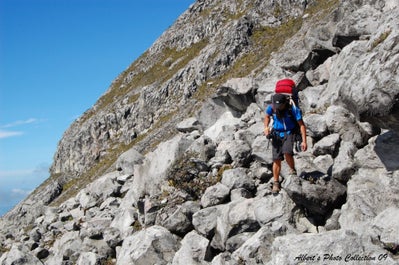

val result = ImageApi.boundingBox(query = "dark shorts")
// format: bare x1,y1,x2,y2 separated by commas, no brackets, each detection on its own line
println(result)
272,133,294,161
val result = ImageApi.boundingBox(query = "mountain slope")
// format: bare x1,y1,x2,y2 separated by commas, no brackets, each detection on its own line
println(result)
1,0,399,264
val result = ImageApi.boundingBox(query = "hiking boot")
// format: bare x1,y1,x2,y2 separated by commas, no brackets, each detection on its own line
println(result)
272,181,281,194
289,169,297,177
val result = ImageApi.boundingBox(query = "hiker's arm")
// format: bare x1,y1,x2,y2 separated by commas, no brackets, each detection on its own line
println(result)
298,120,307,151
264,114,271,136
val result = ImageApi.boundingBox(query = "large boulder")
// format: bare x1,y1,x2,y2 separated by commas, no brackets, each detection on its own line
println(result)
0,244,43,265
283,175,347,220
121,134,193,204
339,168,399,233
172,231,211,265
115,148,144,175
267,230,396,265
117,226,179,265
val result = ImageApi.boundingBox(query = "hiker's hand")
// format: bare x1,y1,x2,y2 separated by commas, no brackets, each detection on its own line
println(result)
264,127,270,136
301,142,307,152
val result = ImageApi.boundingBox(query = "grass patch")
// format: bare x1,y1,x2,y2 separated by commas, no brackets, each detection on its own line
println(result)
193,0,340,101
47,0,342,207
370,29,391,51
166,153,218,200
79,40,208,125
193,17,303,101
49,133,148,207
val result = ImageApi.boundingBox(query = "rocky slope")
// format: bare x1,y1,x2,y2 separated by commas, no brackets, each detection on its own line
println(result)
1,0,399,264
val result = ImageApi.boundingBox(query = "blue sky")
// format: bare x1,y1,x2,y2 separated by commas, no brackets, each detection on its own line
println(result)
0,0,194,216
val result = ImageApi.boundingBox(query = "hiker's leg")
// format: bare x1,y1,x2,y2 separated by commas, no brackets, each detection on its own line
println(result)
272,138,283,193
282,134,295,172
284,153,296,173
273,159,282,182
272,135,283,183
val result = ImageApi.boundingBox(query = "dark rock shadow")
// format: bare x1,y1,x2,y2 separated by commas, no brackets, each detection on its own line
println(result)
374,130,399,171
299,170,329,183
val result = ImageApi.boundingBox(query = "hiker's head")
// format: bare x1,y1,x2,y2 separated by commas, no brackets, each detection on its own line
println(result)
272,94,288,111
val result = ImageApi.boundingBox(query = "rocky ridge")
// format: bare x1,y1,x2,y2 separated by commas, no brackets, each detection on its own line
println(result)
1,0,399,264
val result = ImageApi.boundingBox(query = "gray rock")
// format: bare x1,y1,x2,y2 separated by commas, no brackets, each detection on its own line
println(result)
251,135,273,164
313,154,333,174
51,231,83,264
283,175,346,217
303,113,328,138
29,228,42,243
225,232,254,253
332,141,357,183
221,168,255,192
115,148,144,174
231,222,290,264
355,131,399,171
253,193,297,225
188,136,217,161
110,208,136,237
268,230,396,265
201,183,230,208
81,237,113,260
80,217,112,239
117,226,179,265
325,105,371,147
203,112,241,143
216,78,255,113
305,56,333,86
339,169,399,233
103,227,122,248
370,207,399,250
176,117,201,133
312,133,340,156
172,231,210,265
300,84,331,114
2,1,399,265
324,209,341,231
76,252,104,265
192,205,226,238
0,244,43,265
329,14,399,116
122,134,193,204
157,205,193,236
230,188,252,201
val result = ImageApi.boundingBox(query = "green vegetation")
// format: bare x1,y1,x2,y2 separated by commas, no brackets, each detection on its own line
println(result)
44,0,341,207
306,0,340,19
166,153,220,200
50,133,148,207
80,39,208,124
370,29,391,51
132,220,143,231
0,246,10,254
194,0,340,101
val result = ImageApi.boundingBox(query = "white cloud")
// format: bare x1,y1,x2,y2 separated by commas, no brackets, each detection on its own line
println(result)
1,118,38,128
0,164,49,180
0,169,33,179
0,118,45,139
0,130,23,139
11,188,32,197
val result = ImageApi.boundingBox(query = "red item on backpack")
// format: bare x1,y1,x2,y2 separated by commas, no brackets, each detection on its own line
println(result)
274,78,299,106
275,79,296,94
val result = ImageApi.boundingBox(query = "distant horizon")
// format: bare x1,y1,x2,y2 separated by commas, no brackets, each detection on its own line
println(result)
0,0,195,217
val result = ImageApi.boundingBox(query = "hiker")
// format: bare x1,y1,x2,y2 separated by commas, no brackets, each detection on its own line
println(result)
263,93,307,194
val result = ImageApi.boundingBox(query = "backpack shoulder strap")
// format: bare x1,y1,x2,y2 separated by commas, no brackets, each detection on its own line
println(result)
288,105,299,124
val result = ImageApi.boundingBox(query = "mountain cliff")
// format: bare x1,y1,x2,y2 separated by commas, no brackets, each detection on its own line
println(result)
1,0,399,264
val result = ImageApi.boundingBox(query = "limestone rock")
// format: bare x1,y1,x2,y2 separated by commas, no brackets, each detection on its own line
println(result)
1,1,399,265
117,226,179,265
